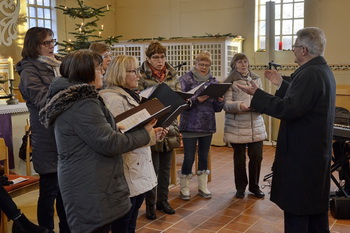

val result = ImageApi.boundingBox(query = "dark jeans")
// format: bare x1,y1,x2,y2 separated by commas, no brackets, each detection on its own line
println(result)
0,184,20,219
111,193,145,233
92,224,111,233
231,141,263,192
146,150,173,205
181,135,212,174
284,211,330,233
38,173,70,233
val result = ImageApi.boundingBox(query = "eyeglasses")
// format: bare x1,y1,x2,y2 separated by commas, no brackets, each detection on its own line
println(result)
41,39,56,47
102,52,112,59
197,63,211,68
292,45,304,51
151,55,166,60
95,64,104,73
126,67,141,75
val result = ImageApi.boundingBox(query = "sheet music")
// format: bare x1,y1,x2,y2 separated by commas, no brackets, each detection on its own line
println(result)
117,109,151,133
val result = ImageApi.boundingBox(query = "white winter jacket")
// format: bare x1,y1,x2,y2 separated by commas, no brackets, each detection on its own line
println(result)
100,86,157,197
223,70,267,144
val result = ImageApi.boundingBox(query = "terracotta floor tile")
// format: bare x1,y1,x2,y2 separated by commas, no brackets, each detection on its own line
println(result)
9,145,350,233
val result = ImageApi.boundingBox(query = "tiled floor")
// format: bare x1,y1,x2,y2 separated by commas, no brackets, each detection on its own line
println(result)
10,145,350,232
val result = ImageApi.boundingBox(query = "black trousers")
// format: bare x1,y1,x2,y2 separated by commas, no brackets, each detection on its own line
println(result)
284,211,330,233
231,141,263,192
145,150,173,205
0,184,21,219
38,173,70,233
111,193,145,233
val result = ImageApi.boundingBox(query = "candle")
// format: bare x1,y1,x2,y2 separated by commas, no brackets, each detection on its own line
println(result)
8,57,14,81
99,31,101,36
107,5,109,10
101,25,104,30
278,41,283,50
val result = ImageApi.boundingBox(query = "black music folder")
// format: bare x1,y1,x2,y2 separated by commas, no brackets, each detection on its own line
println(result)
198,83,231,98
140,83,188,127
114,99,171,133
175,82,206,100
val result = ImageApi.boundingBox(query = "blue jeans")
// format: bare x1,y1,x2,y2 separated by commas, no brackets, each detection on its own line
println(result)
111,193,145,233
38,173,70,233
181,135,212,174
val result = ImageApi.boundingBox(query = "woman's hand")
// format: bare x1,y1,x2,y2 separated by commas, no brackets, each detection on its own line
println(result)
240,102,250,112
154,127,169,141
217,96,224,102
197,95,209,103
144,119,157,132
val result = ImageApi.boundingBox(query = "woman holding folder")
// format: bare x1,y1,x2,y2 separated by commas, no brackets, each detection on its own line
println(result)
100,55,167,232
139,41,181,220
178,51,224,200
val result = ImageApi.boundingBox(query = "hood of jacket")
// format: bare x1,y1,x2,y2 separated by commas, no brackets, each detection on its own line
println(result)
39,77,99,128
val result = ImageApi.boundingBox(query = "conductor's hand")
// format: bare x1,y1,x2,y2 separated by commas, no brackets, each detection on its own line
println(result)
264,70,283,87
236,81,259,96
144,119,157,132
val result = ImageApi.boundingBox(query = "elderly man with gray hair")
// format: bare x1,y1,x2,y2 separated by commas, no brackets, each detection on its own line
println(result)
237,27,335,233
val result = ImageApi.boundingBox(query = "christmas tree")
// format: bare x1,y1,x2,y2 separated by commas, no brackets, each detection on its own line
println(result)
55,0,121,55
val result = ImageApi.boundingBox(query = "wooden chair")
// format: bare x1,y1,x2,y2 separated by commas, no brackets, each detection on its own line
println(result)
25,119,32,176
0,138,39,233
170,144,212,185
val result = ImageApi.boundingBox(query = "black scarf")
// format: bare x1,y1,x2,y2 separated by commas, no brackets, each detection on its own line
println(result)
120,87,141,103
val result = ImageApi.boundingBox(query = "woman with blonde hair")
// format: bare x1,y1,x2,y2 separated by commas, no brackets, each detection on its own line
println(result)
100,55,167,232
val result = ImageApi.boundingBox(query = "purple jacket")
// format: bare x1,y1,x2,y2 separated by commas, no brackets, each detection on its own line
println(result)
179,71,224,133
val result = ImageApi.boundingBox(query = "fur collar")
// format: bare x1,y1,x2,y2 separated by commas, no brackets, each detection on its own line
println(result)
39,84,99,128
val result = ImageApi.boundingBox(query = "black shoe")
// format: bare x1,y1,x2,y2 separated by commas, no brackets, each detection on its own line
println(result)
249,189,265,198
235,191,245,199
12,214,49,233
146,204,156,220
156,201,175,214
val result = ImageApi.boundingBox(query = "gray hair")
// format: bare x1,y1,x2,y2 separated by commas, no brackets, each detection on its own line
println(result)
296,27,326,56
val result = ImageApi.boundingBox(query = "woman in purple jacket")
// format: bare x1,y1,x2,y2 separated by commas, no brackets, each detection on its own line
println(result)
178,51,224,200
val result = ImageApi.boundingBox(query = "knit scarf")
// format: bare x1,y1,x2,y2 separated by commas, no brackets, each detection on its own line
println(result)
149,63,167,82
38,55,61,77
191,67,211,83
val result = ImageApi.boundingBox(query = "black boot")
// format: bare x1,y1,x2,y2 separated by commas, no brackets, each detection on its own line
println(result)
12,214,49,233
146,204,156,220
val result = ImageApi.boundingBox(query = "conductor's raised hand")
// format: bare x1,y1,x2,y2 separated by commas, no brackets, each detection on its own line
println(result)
264,70,283,87
235,80,259,95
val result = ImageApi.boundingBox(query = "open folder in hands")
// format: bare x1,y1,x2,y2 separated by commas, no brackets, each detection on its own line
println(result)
140,83,188,127
114,99,171,133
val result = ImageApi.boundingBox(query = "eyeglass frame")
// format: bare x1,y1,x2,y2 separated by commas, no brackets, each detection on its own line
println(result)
196,62,211,68
126,67,141,75
41,39,57,47
292,45,304,51
102,52,112,59
150,55,166,60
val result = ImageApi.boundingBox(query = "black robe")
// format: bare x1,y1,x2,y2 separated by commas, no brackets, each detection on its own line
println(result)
251,56,336,215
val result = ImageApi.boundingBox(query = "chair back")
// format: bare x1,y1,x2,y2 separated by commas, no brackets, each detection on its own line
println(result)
0,138,9,175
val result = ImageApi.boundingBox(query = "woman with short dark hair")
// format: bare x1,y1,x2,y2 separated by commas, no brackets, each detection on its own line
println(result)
17,27,70,233
39,50,155,233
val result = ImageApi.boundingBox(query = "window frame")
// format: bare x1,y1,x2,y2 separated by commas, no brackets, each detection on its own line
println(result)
256,0,304,51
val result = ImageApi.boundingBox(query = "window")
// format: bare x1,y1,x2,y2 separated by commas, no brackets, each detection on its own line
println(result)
26,0,56,31
257,0,304,51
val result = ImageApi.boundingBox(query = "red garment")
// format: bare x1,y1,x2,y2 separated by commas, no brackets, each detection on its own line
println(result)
149,64,167,82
